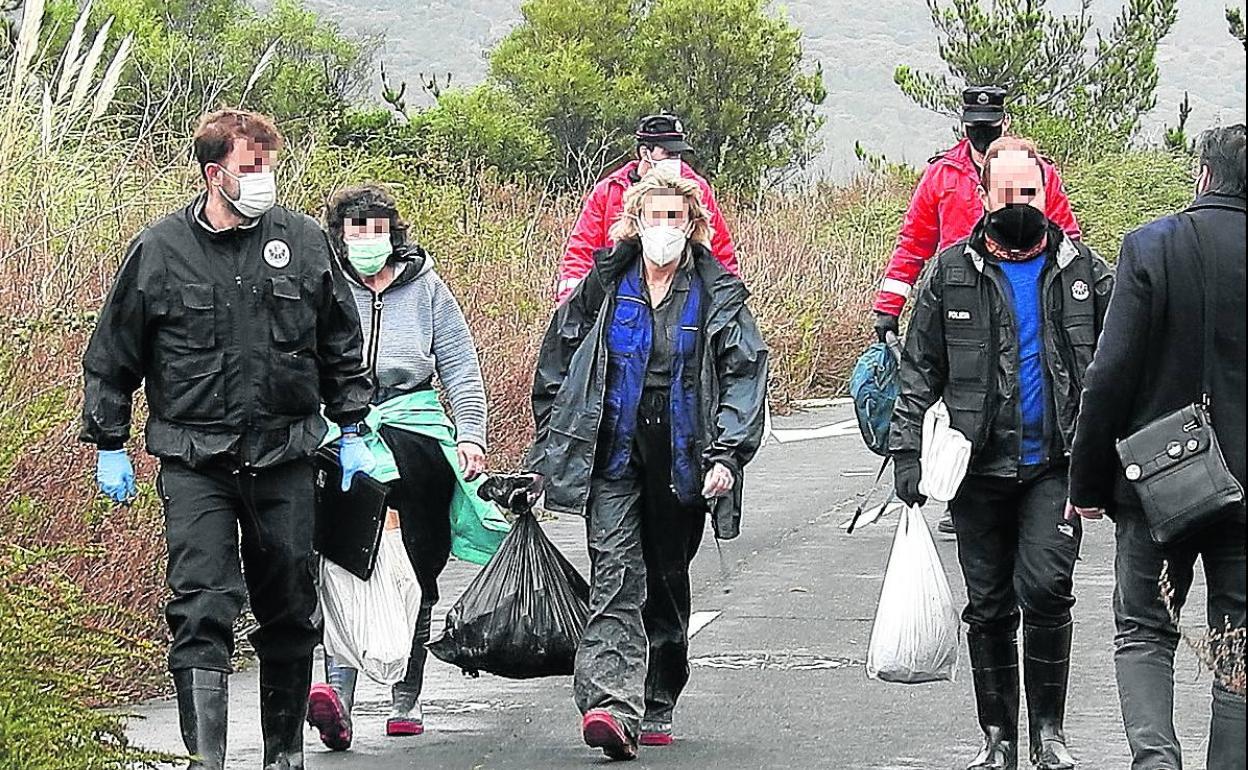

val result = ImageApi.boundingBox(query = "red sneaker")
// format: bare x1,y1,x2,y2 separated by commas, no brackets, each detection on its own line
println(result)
306,683,352,751
581,709,638,760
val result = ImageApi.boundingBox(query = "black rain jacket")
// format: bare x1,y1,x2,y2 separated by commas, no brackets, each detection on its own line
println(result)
80,197,373,468
889,221,1114,478
524,240,768,539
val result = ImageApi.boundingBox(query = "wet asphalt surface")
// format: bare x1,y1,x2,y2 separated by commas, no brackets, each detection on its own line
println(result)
124,404,1219,769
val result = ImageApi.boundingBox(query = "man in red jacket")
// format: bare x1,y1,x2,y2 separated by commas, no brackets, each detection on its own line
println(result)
874,86,1082,330
555,113,739,304
875,86,1082,536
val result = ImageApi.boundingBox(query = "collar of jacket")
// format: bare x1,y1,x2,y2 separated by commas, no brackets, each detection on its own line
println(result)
341,243,428,290
966,220,1078,273
928,138,977,173
594,239,748,334
1189,192,1247,214
187,192,263,238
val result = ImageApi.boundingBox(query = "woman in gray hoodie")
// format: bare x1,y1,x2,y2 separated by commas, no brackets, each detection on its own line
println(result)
306,184,508,750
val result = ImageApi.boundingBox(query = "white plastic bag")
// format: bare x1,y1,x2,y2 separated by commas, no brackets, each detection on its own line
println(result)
866,504,960,683
320,529,422,685
919,399,972,503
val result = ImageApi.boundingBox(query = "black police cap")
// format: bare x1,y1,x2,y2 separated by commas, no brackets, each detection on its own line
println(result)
635,113,695,154
962,86,1007,124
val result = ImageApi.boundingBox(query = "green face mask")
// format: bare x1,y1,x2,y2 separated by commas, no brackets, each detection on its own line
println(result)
346,236,391,276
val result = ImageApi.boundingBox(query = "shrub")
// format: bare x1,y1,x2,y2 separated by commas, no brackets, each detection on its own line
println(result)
1062,149,1193,259
0,547,176,770
488,0,826,191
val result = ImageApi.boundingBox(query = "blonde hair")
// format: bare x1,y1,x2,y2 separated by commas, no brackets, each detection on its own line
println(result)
607,169,714,246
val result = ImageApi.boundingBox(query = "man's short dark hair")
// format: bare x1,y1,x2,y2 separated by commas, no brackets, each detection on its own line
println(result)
192,109,284,178
1198,124,1247,197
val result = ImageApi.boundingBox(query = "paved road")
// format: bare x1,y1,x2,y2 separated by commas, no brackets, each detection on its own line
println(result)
124,404,1219,769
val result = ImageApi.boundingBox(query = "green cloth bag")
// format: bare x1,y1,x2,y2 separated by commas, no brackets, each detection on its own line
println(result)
323,390,510,565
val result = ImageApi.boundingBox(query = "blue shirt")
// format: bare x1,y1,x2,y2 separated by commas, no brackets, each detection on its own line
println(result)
999,256,1050,466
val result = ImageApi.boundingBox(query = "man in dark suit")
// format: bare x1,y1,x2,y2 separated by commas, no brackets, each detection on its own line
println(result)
1067,124,1246,770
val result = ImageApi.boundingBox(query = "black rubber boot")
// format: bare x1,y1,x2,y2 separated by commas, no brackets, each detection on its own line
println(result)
967,630,1019,770
260,657,312,770
173,669,228,770
1023,623,1077,769
387,604,432,737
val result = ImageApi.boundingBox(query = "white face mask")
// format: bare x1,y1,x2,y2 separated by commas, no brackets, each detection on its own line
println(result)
651,157,682,178
639,222,688,267
217,167,277,218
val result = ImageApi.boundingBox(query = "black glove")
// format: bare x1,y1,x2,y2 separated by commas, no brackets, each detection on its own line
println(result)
874,312,900,343
893,455,927,508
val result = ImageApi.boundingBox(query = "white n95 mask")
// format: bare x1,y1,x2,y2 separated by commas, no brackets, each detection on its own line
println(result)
640,224,688,267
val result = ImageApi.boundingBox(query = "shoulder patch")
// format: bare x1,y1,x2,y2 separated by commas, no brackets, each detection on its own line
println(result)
263,239,291,269
1070,279,1090,301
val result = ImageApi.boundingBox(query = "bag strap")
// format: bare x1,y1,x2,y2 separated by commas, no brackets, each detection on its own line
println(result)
1188,214,1218,406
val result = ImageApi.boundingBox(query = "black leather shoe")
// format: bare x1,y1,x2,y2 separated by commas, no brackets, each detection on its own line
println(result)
1024,623,1077,769
173,669,228,770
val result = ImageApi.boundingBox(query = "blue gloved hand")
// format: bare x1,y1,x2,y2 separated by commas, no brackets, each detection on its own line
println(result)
338,433,376,492
96,449,136,503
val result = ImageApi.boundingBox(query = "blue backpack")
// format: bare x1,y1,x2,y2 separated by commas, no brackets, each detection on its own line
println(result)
850,341,902,456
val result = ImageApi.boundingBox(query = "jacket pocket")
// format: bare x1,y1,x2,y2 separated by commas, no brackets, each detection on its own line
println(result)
946,338,988,386
264,349,320,416
268,276,314,352
944,385,989,450
162,350,226,422
178,284,217,350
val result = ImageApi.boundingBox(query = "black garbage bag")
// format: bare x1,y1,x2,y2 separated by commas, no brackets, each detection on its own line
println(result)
428,478,589,679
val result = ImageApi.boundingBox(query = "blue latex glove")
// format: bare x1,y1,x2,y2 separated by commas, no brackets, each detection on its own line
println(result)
338,433,377,492
97,449,136,503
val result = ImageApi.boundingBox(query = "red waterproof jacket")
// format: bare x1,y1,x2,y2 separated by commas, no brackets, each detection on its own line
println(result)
873,138,1082,316
556,160,738,304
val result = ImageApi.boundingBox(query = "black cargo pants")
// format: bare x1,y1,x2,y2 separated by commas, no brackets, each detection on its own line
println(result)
575,392,707,736
1112,501,1246,770
949,465,1083,633
158,457,320,672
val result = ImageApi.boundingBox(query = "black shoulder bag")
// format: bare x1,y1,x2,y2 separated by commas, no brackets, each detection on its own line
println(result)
1114,216,1244,544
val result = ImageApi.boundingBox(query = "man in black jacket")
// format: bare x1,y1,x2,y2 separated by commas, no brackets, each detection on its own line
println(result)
80,110,375,770
891,136,1113,770
1067,124,1246,770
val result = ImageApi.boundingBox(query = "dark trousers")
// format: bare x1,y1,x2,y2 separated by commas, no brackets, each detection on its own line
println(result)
1112,502,1246,770
158,457,320,672
380,426,457,696
949,466,1083,634
576,399,706,735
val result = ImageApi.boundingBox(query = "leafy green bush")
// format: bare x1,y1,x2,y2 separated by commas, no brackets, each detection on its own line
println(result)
488,0,826,191
0,547,176,770
42,0,373,139
1063,149,1193,259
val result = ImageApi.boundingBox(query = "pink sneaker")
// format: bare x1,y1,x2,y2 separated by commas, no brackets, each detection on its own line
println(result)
306,683,352,751
582,709,638,760
639,719,673,746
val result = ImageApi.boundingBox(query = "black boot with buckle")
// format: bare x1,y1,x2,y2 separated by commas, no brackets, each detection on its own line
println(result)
1023,623,1077,770
967,630,1019,770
